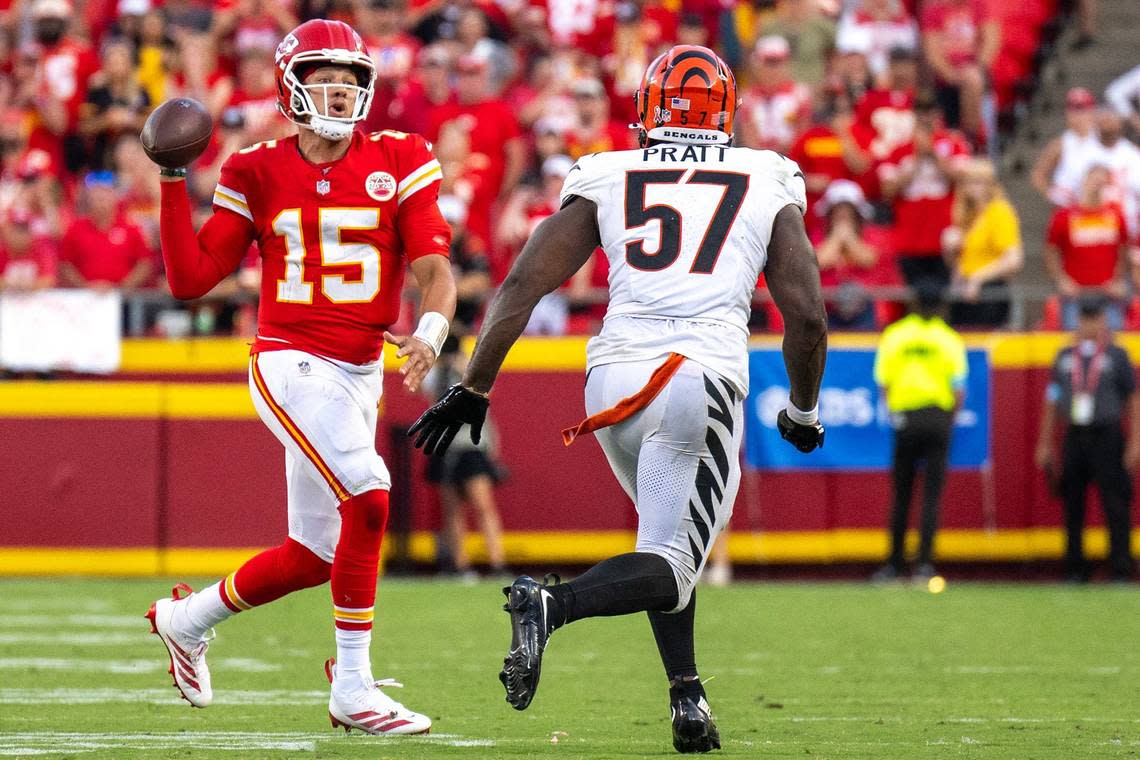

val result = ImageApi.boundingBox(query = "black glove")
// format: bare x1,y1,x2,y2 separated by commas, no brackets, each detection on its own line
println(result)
777,409,825,453
408,384,489,456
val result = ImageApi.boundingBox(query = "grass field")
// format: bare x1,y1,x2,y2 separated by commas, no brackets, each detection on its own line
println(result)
0,578,1136,759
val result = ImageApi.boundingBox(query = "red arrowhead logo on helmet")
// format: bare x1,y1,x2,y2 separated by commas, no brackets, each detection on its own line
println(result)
274,19,377,140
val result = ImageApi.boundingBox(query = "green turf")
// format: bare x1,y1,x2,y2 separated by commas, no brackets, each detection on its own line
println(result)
0,578,1136,758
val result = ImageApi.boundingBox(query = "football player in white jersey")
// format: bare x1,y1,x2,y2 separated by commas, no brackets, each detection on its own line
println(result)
411,45,828,753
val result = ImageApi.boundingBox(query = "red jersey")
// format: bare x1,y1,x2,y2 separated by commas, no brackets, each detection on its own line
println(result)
60,215,152,284
878,129,971,254
0,238,56,289
39,39,100,128
790,124,854,225
212,130,450,365
427,98,521,192
920,0,992,68
854,88,915,162
1046,204,1127,287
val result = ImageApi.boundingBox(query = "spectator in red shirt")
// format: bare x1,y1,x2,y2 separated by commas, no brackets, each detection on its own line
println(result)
58,171,153,291
815,179,880,329
565,77,636,159
29,0,100,136
8,43,70,179
920,0,999,143
226,46,290,144
375,44,453,135
790,82,872,236
854,46,918,167
0,208,57,292
113,135,161,250
878,92,971,287
453,6,515,94
163,33,235,123
507,52,573,132
738,35,812,154
1046,164,1131,329
360,0,420,87
428,53,526,247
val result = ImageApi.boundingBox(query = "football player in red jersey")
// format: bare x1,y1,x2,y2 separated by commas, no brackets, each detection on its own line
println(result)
145,19,455,736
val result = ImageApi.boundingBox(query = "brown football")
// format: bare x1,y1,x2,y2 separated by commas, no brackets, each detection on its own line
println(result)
140,98,214,169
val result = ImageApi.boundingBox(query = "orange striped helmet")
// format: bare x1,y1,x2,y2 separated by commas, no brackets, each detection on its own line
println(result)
634,45,738,147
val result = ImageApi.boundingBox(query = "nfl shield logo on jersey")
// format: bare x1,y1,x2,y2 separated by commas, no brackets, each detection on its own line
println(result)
316,179,331,196
298,361,311,375
366,172,396,202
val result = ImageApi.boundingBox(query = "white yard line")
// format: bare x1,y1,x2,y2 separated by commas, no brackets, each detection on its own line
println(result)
0,732,498,754
0,688,327,705
0,599,114,612
0,632,152,646
0,614,145,629
0,657,281,673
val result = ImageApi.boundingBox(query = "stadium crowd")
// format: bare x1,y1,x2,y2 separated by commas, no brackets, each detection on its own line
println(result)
0,0,1131,337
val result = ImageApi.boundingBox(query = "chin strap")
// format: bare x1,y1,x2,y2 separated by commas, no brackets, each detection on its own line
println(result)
308,116,355,141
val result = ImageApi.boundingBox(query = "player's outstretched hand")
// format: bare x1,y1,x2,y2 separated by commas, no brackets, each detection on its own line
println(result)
408,384,489,456
384,331,436,392
776,409,825,453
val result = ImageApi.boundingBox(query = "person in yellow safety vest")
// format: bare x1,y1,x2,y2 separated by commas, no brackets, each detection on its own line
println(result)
871,280,967,584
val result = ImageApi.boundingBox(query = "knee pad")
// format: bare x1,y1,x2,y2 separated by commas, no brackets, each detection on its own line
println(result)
339,450,391,496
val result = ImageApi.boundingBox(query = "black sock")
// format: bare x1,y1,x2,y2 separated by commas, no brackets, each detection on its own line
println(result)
546,552,678,628
649,589,701,695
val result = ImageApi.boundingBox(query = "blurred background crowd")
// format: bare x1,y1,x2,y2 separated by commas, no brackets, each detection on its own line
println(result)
1,0,1136,338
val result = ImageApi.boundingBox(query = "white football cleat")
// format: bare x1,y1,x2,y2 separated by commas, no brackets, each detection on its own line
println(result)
145,583,214,708
325,658,432,735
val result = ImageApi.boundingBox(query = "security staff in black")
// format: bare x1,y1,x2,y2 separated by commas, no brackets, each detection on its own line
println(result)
1035,298,1138,582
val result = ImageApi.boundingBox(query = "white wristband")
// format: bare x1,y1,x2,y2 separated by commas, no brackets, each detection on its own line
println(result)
412,311,449,357
786,400,818,425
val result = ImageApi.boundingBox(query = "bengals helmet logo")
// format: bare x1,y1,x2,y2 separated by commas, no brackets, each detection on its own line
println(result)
634,45,738,147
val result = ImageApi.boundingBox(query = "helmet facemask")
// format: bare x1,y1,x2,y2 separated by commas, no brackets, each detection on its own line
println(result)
280,52,376,141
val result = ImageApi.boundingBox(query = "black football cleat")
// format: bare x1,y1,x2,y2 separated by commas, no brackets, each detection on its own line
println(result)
670,693,721,753
498,574,559,710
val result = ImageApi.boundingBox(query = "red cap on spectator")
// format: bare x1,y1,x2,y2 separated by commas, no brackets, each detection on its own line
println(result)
1066,87,1096,110
755,35,791,62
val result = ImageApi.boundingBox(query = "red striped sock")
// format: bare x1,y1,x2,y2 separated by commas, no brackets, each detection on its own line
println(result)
331,490,388,675
219,537,332,612
181,539,330,638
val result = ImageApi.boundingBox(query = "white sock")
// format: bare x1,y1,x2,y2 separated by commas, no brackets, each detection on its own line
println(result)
177,581,236,639
334,627,373,682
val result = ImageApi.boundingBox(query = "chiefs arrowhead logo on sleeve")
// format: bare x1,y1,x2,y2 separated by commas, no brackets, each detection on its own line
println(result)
366,172,397,202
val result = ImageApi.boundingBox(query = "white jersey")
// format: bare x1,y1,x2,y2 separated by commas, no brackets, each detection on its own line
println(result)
560,144,807,396
1052,129,1105,205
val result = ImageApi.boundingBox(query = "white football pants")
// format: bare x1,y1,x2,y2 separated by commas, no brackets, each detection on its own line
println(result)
248,349,390,562
585,356,744,612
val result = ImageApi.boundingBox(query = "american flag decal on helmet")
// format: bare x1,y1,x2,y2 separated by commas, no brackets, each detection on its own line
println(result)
671,97,691,110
